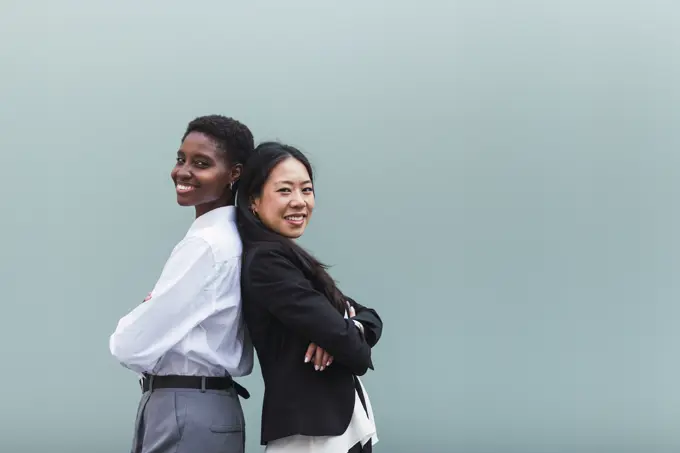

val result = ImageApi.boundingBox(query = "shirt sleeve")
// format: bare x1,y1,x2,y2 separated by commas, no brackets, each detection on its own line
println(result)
245,244,373,376
109,236,219,373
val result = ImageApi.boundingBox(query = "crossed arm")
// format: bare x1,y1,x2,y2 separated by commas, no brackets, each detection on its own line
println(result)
306,297,383,371
109,237,225,373
246,245,383,376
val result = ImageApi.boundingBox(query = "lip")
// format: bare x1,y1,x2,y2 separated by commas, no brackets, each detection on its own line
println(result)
176,182,197,194
284,213,306,226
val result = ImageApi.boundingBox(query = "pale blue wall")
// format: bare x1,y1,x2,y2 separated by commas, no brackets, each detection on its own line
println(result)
1,1,679,452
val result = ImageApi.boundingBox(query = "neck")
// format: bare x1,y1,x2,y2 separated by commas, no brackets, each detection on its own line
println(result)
195,199,233,219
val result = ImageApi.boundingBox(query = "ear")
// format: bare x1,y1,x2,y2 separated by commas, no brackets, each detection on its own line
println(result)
230,163,242,186
249,195,260,214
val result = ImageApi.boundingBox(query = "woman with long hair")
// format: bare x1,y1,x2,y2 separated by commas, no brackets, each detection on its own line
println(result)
236,142,383,453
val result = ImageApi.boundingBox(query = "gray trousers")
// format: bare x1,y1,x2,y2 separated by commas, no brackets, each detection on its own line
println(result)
130,387,245,453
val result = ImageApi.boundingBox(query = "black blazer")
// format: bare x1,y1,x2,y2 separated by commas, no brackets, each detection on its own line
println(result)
240,241,383,445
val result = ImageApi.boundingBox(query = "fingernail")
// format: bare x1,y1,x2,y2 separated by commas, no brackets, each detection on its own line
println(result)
320,366,325,371
326,360,331,366
314,365,319,371
304,357,310,363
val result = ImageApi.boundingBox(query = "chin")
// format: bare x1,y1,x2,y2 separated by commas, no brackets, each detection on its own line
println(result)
275,226,303,239
176,196,194,206
285,228,306,239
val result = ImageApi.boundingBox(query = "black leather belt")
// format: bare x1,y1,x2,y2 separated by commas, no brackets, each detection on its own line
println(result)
140,374,250,399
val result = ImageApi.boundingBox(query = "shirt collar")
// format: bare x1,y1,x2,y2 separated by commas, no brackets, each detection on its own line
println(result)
187,206,236,233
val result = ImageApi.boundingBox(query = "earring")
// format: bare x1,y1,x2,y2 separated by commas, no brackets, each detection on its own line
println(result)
229,181,234,190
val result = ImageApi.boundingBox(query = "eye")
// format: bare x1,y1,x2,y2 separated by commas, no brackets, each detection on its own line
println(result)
176,156,185,164
303,187,314,193
194,160,210,168
277,187,291,193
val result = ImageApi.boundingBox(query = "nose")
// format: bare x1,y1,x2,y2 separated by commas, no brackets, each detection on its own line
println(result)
175,164,192,181
289,190,306,208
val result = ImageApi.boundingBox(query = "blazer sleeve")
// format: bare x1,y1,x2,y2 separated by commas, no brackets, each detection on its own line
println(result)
245,245,374,376
346,297,383,348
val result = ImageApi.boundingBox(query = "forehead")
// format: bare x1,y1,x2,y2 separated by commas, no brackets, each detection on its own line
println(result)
268,157,311,184
180,131,221,156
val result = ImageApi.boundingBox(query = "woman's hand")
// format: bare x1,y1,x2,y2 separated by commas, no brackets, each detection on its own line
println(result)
346,301,356,318
347,301,364,336
305,342,333,371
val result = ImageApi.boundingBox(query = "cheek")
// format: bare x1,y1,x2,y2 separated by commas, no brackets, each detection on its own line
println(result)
263,197,287,217
200,171,229,194
258,197,288,228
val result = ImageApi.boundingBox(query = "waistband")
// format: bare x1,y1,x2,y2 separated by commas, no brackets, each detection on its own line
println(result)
140,373,250,399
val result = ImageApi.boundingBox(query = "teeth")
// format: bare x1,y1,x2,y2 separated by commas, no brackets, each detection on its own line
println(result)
286,215,303,220
177,184,193,190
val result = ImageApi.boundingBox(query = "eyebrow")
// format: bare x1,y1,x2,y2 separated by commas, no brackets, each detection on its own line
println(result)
276,180,312,185
177,150,215,160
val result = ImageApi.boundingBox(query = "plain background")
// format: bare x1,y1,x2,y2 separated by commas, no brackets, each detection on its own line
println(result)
1,1,679,452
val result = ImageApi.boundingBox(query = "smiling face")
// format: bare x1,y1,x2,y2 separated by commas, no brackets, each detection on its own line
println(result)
251,157,315,238
170,131,241,217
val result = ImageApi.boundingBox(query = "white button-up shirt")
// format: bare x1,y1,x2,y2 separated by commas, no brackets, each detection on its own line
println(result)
109,206,253,378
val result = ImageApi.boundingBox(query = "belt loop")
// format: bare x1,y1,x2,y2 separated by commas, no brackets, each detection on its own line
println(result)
200,376,206,393
148,375,154,392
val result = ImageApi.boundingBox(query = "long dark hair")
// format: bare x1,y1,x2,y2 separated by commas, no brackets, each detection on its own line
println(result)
236,142,346,314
